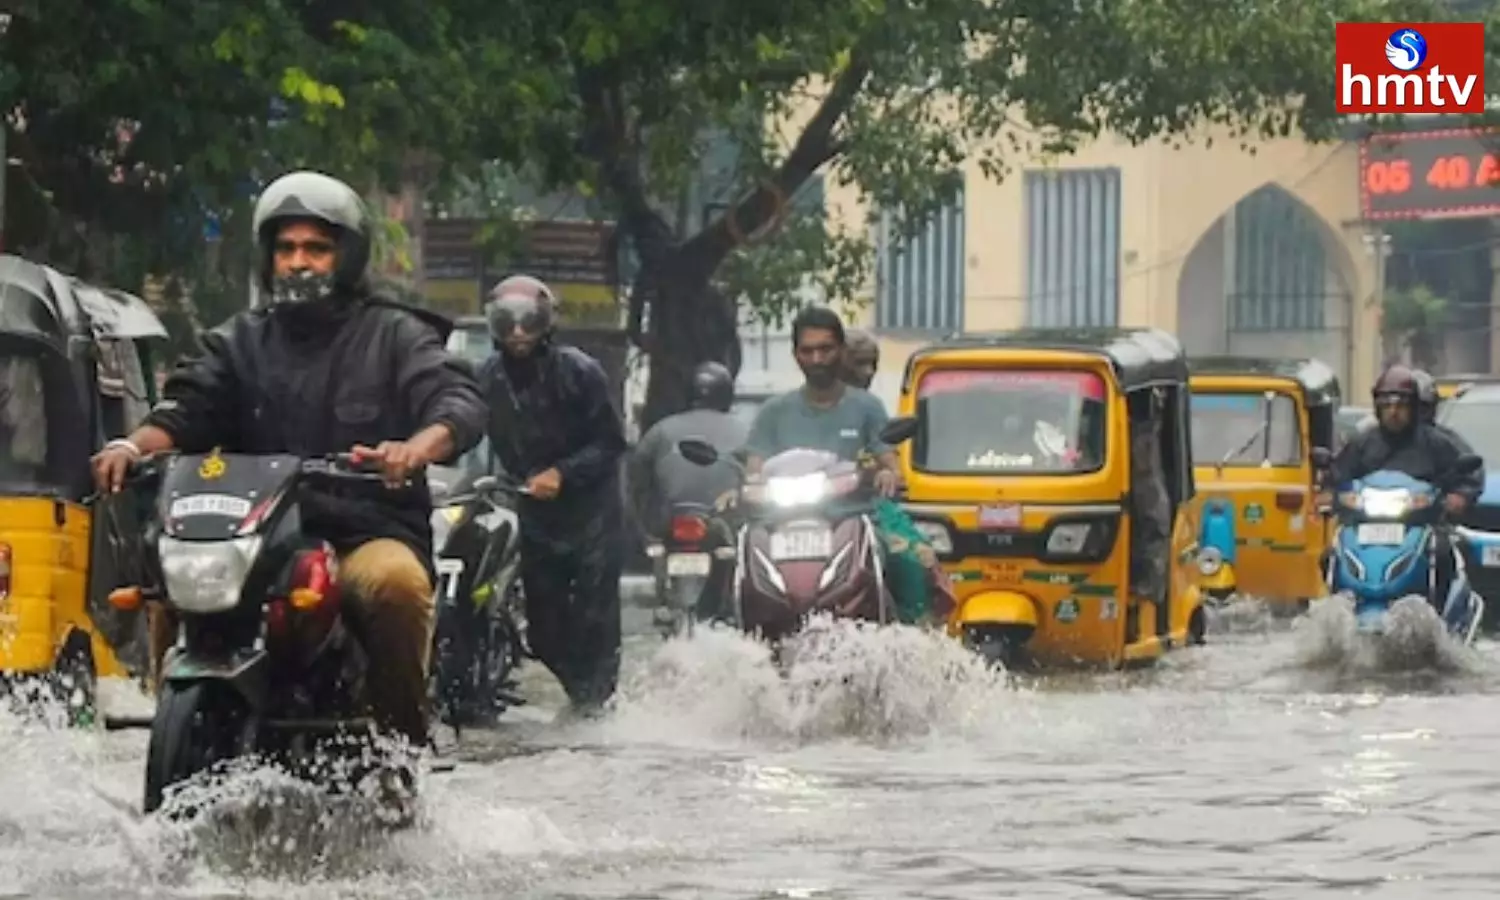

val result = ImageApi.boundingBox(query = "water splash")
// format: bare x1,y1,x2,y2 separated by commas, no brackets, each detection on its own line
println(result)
600,617,1013,748
1290,593,1482,676
1204,595,1277,635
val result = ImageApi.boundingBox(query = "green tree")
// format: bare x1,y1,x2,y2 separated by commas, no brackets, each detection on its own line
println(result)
518,0,1402,427
0,0,547,336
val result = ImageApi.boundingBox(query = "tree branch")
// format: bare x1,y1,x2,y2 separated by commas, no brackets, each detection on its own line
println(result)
681,43,873,275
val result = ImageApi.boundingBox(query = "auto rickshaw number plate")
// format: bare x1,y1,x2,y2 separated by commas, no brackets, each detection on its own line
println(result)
770,527,833,561
1482,546,1500,567
978,503,1022,530
1356,523,1404,545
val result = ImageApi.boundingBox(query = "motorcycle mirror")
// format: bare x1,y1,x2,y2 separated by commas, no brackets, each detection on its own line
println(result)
1311,447,1332,469
879,415,919,446
678,439,720,467
472,475,500,493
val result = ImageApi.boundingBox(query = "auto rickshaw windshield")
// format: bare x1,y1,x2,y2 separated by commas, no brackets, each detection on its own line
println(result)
1190,392,1301,466
912,368,1107,474
0,354,48,484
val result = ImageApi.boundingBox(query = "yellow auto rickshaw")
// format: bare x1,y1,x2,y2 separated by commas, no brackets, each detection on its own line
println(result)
896,328,1205,669
0,254,167,716
1187,357,1340,608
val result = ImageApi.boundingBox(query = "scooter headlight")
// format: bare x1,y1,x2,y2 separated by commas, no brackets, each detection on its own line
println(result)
766,473,829,507
1197,546,1224,576
1361,488,1414,519
159,535,262,614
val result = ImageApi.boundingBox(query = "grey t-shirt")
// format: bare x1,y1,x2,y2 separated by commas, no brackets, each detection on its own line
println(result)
627,408,749,536
746,387,890,463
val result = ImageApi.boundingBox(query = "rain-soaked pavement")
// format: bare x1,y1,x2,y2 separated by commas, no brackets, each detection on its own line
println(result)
4,596,1500,899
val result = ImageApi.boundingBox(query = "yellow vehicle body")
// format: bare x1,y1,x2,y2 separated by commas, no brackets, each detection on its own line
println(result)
1187,359,1341,608
0,498,128,678
897,329,1206,669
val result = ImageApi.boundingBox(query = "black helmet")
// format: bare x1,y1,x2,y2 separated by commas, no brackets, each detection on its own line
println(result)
1372,364,1418,402
485,275,557,348
1411,369,1438,422
689,361,734,412
252,171,371,294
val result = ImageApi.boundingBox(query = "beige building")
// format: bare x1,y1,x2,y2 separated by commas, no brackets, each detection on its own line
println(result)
833,132,1383,404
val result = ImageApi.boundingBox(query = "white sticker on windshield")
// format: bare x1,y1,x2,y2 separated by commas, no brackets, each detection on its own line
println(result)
169,494,252,519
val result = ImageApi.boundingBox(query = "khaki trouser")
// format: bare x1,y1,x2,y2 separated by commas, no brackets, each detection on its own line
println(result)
148,538,435,744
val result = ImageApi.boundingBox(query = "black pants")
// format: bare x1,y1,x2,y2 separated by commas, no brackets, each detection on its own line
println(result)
1431,528,1459,614
521,534,623,709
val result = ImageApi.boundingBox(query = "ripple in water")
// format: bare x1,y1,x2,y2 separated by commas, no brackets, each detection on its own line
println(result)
1290,593,1483,676
602,617,1013,747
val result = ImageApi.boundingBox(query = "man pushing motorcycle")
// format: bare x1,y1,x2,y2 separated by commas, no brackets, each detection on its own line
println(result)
91,170,487,752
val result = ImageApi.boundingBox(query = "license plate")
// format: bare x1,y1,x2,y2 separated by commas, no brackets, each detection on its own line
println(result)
1482,546,1500,567
978,503,1022,530
666,553,712,576
769,527,833,561
1356,522,1405,545
169,493,252,519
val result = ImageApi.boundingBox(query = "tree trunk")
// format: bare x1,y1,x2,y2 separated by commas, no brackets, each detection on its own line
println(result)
634,241,742,431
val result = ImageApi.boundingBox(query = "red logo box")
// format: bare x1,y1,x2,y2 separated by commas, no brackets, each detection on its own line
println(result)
1335,22,1485,114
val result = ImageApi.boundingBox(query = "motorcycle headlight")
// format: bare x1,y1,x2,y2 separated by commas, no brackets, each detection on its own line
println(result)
914,520,953,555
1197,546,1223,575
1045,522,1092,554
1361,488,1412,519
767,473,828,507
159,535,262,614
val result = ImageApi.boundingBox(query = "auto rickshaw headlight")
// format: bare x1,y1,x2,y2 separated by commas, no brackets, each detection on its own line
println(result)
914,520,953,555
1197,546,1224,575
1045,522,1092,554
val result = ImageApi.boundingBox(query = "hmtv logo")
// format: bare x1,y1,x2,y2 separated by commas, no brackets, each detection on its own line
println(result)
1336,22,1485,114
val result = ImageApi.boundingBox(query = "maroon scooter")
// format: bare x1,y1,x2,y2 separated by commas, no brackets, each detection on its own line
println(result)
677,416,919,641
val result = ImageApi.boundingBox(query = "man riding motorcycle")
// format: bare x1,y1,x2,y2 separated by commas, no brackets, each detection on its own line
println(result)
1327,364,1483,611
627,362,748,621
745,307,938,623
480,275,627,713
90,170,487,750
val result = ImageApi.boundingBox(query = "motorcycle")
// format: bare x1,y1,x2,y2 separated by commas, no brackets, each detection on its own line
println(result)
645,500,735,638
113,450,417,819
676,416,920,642
427,465,528,728
1327,462,1486,644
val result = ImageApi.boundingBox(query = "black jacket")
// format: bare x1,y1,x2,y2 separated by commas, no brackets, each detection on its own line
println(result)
478,343,626,544
142,290,487,564
1329,421,1484,502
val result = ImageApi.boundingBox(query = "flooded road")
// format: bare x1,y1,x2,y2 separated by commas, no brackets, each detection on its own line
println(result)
4,598,1500,899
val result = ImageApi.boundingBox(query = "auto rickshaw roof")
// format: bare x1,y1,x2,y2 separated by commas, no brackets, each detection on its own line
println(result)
906,327,1188,391
0,254,166,344
1187,356,1341,406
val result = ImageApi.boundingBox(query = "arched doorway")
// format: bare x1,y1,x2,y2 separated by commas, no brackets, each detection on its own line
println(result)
1175,184,1353,379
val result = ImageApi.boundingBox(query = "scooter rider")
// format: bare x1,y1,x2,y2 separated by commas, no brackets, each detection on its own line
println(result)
480,275,627,713
1413,368,1477,453
1328,364,1483,610
90,170,487,749
627,362,748,620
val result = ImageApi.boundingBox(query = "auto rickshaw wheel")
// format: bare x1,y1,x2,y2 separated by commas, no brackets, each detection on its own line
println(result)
144,681,256,816
962,624,1033,669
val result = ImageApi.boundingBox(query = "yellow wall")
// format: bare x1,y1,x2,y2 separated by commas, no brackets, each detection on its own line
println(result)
824,129,1380,399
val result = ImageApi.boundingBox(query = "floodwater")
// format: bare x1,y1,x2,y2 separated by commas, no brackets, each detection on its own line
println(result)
4,596,1500,900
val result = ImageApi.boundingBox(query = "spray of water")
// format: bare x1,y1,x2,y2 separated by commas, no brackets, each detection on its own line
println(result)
1290,593,1482,676
1204,595,1277,635
601,617,1016,748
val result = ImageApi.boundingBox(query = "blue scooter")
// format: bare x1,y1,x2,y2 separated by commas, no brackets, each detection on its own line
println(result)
1327,465,1485,644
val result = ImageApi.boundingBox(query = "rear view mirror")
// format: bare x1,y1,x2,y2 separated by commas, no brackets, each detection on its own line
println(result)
678,439,720,467
879,415,919,446
1311,447,1332,469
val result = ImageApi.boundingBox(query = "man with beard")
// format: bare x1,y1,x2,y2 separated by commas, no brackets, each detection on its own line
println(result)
90,170,487,764
480,275,627,713
746,307,898,485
